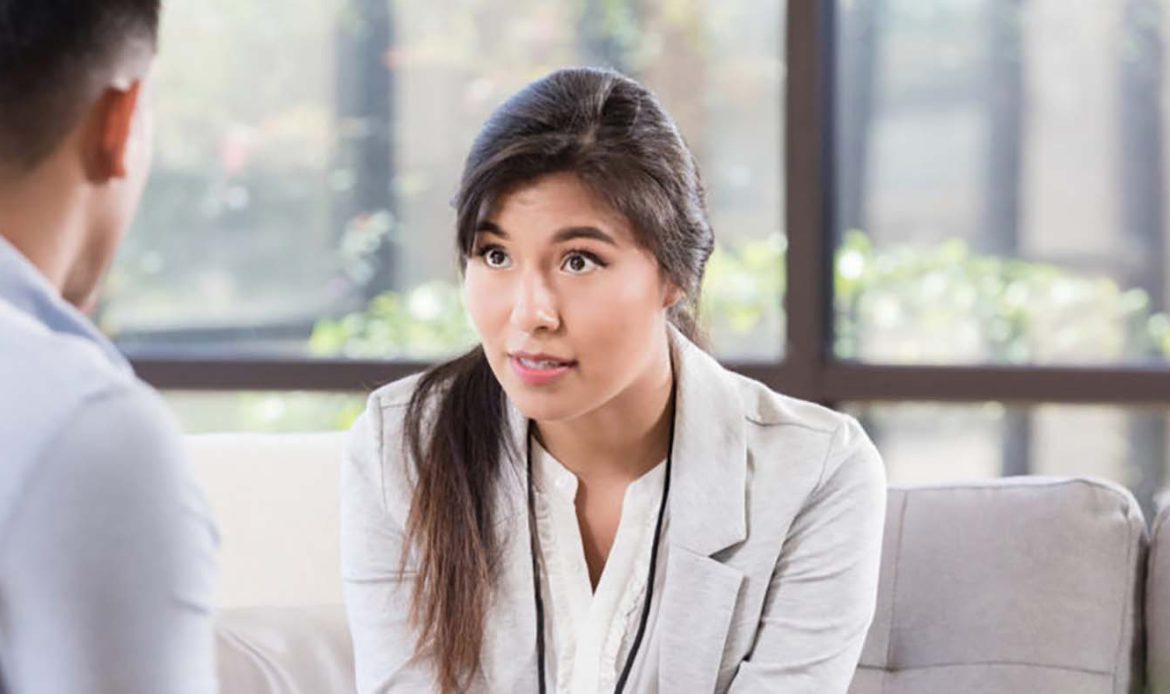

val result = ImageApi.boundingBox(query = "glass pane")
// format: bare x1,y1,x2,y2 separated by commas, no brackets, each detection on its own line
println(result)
835,0,1170,366
846,402,1169,515
100,0,786,363
164,391,366,434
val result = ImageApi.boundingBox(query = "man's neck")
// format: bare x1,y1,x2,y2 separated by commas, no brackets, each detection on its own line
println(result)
0,163,86,296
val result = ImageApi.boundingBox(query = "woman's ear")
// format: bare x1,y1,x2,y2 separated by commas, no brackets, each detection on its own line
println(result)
663,284,684,309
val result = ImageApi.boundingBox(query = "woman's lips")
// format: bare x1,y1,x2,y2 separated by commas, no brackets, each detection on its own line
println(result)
509,354,576,386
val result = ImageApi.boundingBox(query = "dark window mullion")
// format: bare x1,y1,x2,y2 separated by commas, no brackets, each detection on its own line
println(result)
132,357,1170,403
783,0,837,404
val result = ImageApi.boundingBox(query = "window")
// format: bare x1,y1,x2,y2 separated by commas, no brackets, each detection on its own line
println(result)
164,392,365,434
103,0,786,363
836,0,1170,367
844,402,1168,516
107,0,1170,511
827,0,1170,510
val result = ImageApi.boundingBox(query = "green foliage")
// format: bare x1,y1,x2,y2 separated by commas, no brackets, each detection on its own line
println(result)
206,230,1168,434
309,230,1170,367
834,230,1167,365
698,234,786,358
307,236,791,361
309,280,478,359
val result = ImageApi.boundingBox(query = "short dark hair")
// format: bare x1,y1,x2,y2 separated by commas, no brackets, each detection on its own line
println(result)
0,0,160,171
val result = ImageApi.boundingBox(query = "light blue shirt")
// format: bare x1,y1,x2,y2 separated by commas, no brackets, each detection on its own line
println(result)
0,237,219,693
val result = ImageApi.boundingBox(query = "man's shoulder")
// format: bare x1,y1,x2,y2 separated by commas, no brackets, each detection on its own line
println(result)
0,299,136,407
0,303,176,525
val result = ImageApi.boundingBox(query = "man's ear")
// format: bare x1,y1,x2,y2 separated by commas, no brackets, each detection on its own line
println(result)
87,81,144,182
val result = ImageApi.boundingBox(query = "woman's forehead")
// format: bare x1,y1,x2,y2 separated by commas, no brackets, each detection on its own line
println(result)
482,173,636,245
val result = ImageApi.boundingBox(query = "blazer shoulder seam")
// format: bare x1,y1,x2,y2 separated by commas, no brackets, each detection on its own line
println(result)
742,415,838,435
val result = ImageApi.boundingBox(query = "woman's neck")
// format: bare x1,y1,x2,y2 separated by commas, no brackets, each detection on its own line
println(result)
534,345,676,485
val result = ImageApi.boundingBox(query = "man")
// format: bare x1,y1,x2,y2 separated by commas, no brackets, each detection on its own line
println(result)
0,2,218,692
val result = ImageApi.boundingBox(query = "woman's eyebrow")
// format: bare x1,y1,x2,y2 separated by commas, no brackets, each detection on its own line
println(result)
551,226,618,247
475,222,619,247
475,221,508,238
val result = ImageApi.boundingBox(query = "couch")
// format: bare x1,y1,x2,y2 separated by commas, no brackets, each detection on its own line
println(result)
189,432,1161,693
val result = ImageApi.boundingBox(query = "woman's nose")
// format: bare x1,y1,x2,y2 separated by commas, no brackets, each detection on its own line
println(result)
509,272,560,333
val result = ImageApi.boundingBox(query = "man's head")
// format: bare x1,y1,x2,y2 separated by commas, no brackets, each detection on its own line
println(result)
0,0,160,310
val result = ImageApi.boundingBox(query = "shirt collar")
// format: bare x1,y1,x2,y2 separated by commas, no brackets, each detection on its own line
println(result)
0,235,132,373
532,437,667,506
533,439,581,503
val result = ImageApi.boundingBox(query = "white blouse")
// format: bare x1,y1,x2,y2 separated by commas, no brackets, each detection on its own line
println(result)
530,438,668,694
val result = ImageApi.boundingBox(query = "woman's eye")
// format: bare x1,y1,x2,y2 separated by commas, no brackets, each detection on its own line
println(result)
562,252,600,274
483,248,511,268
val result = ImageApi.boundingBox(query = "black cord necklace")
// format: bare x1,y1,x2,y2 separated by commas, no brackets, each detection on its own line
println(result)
525,389,676,694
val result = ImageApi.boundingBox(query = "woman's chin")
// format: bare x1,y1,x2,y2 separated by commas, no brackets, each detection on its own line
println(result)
504,385,589,424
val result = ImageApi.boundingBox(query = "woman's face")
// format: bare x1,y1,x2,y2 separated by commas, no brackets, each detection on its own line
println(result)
464,172,680,423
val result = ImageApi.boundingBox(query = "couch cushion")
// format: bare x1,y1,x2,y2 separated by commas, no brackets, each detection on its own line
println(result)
850,477,1146,694
187,432,346,608
217,605,354,694
1148,494,1170,693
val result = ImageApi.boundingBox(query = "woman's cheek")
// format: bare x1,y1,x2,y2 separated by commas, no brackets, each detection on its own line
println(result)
462,272,496,338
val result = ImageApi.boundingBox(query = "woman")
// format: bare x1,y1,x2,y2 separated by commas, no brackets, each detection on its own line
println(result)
341,67,886,694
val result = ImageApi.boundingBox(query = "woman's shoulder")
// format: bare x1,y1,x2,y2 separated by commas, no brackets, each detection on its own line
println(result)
724,369,853,436
725,370,885,493
368,371,428,411
734,374,845,431
359,369,453,434
348,373,428,458
342,372,432,518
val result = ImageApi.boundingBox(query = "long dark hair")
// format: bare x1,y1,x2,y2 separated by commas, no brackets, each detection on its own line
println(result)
402,67,714,693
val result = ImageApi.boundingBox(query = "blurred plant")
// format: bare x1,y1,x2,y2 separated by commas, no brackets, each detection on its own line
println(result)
835,230,1168,365
308,235,791,361
310,229,1170,367
309,280,478,359
338,210,397,287
214,229,1170,433
698,233,787,358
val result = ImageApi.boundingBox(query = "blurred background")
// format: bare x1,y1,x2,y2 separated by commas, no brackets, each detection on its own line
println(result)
97,0,1170,513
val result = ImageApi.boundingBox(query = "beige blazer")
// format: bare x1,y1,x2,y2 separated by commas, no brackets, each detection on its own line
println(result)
341,327,886,693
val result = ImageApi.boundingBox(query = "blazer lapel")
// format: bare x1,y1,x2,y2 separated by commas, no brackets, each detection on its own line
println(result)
657,547,745,692
657,326,749,691
666,325,748,557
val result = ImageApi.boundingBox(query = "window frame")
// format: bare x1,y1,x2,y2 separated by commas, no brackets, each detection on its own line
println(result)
131,0,1170,407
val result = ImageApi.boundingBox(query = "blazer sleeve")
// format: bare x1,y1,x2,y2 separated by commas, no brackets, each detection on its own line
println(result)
340,401,437,693
727,416,887,693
